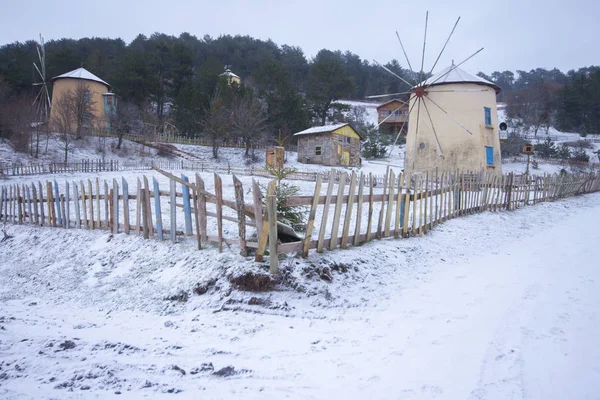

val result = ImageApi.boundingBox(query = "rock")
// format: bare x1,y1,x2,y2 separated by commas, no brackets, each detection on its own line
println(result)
171,365,186,376
59,340,76,350
213,366,236,377
228,271,275,292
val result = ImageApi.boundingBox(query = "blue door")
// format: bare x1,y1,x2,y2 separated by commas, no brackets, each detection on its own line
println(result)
485,146,494,165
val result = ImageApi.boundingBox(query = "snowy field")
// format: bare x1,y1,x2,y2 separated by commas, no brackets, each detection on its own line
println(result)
1,185,599,398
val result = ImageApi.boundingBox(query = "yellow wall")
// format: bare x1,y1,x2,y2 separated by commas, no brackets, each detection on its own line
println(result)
405,83,502,176
332,125,360,139
50,78,110,128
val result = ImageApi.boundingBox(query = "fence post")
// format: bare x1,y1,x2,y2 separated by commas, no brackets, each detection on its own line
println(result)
267,194,278,274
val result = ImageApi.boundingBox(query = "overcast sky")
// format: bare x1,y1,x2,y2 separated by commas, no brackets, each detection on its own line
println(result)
1,0,598,75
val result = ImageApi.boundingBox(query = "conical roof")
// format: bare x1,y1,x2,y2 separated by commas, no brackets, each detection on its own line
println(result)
416,64,501,94
52,67,111,89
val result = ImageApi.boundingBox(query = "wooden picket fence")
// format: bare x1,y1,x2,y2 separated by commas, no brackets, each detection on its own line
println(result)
0,159,120,176
2,168,600,274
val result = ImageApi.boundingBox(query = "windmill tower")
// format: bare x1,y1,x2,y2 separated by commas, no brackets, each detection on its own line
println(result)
367,13,503,176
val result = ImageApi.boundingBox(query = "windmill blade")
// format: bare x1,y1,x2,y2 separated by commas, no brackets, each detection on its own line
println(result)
425,94,474,135
374,60,414,89
387,97,419,157
428,16,461,76
365,91,413,99
427,47,484,86
33,62,44,80
419,11,429,84
43,85,51,113
395,31,418,85
377,99,410,127
422,99,444,156
425,89,488,93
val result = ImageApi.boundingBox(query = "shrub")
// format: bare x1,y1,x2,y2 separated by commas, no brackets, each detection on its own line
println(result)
531,159,539,170
155,143,177,157
557,145,571,159
535,137,557,158
570,149,590,163
263,164,307,231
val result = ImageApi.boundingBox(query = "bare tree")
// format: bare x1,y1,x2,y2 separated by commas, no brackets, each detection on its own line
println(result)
201,89,230,159
73,81,96,139
108,100,141,149
231,94,268,157
52,90,76,163
0,92,35,153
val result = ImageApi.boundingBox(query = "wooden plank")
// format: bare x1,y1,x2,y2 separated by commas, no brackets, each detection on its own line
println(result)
141,185,149,239
88,180,94,229
113,179,119,234
317,170,335,253
143,176,153,237
122,178,130,234
233,174,247,255
353,173,365,246
32,183,39,225
341,171,357,248
192,176,201,250
153,178,163,240
60,193,67,228
16,185,22,224
64,182,69,228
252,179,263,240
303,174,322,257
104,181,110,230
423,172,429,233
53,181,62,226
394,173,404,238
433,168,439,226
196,174,207,242
46,182,54,227
384,170,395,237
376,167,389,239
26,185,32,225
136,178,141,236
214,173,223,252
329,172,347,250
366,173,375,242
96,178,101,228
402,175,412,237
73,183,81,228
419,176,425,235
267,194,278,274
80,181,88,229
181,174,193,236
38,182,45,226
170,178,176,242
255,180,276,262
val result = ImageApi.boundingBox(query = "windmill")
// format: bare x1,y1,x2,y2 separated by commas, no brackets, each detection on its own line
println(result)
32,34,51,157
366,13,499,173
32,34,51,126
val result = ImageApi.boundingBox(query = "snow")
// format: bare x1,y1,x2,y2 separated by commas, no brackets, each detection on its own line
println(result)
418,65,501,93
293,123,350,136
337,100,380,127
1,172,600,399
52,68,110,88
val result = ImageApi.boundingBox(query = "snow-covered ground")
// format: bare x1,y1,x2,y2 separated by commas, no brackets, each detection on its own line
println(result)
1,185,599,399
0,135,167,165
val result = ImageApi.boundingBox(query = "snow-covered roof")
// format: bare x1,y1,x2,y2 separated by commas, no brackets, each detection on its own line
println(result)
293,123,350,136
52,67,111,89
220,68,240,79
417,64,501,94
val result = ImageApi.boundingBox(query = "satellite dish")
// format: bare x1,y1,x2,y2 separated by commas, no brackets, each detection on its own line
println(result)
499,122,507,131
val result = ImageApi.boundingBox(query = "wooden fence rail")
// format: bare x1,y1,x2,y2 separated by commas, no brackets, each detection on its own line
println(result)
2,169,600,274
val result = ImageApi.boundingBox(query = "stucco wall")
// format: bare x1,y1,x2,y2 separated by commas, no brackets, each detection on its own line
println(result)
50,78,110,128
405,83,502,176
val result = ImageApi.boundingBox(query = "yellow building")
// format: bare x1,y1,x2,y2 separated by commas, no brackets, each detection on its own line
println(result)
219,67,241,84
50,67,115,131
405,64,502,176
294,123,362,167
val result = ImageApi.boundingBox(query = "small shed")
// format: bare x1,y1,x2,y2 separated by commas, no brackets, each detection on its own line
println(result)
294,123,362,167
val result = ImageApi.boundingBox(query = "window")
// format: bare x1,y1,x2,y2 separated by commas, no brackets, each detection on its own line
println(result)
106,96,112,105
485,146,494,165
484,107,492,126
344,136,351,144
379,109,386,116
315,146,322,156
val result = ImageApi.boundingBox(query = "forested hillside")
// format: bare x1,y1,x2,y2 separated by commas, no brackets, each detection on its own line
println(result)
0,32,598,160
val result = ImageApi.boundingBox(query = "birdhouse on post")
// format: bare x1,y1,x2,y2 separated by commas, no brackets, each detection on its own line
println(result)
522,144,535,155
266,146,285,168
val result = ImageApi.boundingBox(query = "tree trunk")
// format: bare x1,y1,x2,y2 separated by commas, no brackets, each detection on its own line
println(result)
117,134,123,150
